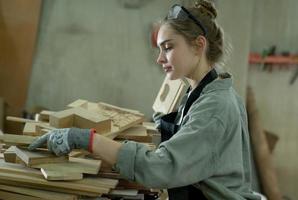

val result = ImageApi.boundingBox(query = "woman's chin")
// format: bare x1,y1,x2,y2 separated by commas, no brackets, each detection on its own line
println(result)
166,73,180,80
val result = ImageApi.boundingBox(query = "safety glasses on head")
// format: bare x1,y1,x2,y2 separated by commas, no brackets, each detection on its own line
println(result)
167,4,207,36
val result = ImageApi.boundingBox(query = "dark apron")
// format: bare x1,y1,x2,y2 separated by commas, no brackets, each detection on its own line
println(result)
160,68,218,200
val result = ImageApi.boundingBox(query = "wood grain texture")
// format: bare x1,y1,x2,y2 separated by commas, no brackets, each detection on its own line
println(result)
0,134,37,146
14,146,68,167
0,159,118,196
0,184,78,200
31,157,101,180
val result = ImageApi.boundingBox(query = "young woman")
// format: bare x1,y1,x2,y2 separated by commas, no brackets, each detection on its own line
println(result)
29,1,260,199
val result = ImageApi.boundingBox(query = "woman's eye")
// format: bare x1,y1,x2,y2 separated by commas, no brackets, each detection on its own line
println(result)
164,46,172,52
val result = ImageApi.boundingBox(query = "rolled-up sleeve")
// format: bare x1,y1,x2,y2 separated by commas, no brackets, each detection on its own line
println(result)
115,105,226,189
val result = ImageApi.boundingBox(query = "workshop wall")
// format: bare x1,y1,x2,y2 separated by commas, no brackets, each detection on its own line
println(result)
248,0,298,198
26,0,253,118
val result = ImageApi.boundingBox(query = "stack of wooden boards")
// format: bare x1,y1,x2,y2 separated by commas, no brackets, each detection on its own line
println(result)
0,99,160,200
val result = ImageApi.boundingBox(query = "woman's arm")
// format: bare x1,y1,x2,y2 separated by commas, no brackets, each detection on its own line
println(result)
92,134,122,165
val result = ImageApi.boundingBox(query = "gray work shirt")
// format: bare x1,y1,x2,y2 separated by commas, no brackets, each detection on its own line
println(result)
115,77,261,200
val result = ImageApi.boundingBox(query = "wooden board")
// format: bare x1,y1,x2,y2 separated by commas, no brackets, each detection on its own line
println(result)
31,157,101,181
14,146,68,167
49,107,111,134
152,77,187,114
116,125,152,142
0,184,78,200
40,168,83,181
0,190,44,200
0,160,118,196
0,134,37,146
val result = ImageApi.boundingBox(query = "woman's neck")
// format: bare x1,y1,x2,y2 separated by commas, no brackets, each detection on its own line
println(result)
186,58,212,90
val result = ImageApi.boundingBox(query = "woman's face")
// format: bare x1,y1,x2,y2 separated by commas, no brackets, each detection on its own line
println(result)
156,24,199,80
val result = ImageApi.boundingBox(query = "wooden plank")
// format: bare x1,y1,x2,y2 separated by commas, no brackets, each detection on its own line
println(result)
14,146,68,167
0,184,78,200
0,190,44,200
0,134,37,146
0,160,118,196
40,168,83,181
116,125,152,142
31,157,101,181
6,116,39,124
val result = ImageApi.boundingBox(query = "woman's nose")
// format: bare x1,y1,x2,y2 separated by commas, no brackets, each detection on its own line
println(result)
156,52,166,65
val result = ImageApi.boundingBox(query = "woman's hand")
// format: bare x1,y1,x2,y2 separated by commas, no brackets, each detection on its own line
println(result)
28,128,93,156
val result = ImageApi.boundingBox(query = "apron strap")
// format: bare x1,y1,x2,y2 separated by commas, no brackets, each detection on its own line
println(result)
182,68,218,118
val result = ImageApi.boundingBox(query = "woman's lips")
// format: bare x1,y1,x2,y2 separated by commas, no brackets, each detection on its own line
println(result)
163,66,173,72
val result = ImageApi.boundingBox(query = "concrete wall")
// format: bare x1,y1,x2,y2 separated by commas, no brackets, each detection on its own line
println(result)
26,0,252,118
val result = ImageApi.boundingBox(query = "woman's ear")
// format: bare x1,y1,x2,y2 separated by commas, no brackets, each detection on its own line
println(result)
193,36,207,55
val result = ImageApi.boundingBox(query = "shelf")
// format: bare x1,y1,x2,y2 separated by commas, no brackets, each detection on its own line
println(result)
249,53,298,65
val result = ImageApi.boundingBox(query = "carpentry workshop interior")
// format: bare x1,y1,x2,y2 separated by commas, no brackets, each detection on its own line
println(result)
0,0,297,200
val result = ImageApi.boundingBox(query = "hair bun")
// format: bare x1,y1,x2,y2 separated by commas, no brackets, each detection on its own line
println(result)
195,0,217,19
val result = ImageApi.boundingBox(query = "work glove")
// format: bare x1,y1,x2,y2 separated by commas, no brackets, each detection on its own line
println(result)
28,128,95,156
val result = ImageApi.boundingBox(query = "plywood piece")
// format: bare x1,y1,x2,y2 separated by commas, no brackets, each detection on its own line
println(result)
0,134,37,146
14,146,68,167
50,107,111,134
152,77,187,114
0,184,78,200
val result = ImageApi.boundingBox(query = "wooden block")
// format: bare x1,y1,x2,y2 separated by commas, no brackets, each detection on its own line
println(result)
67,99,145,138
23,122,37,136
31,157,101,181
152,77,187,114
14,146,68,167
39,110,55,122
0,134,37,146
0,184,78,200
4,146,17,163
50,107,111,134
67,99,88,109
